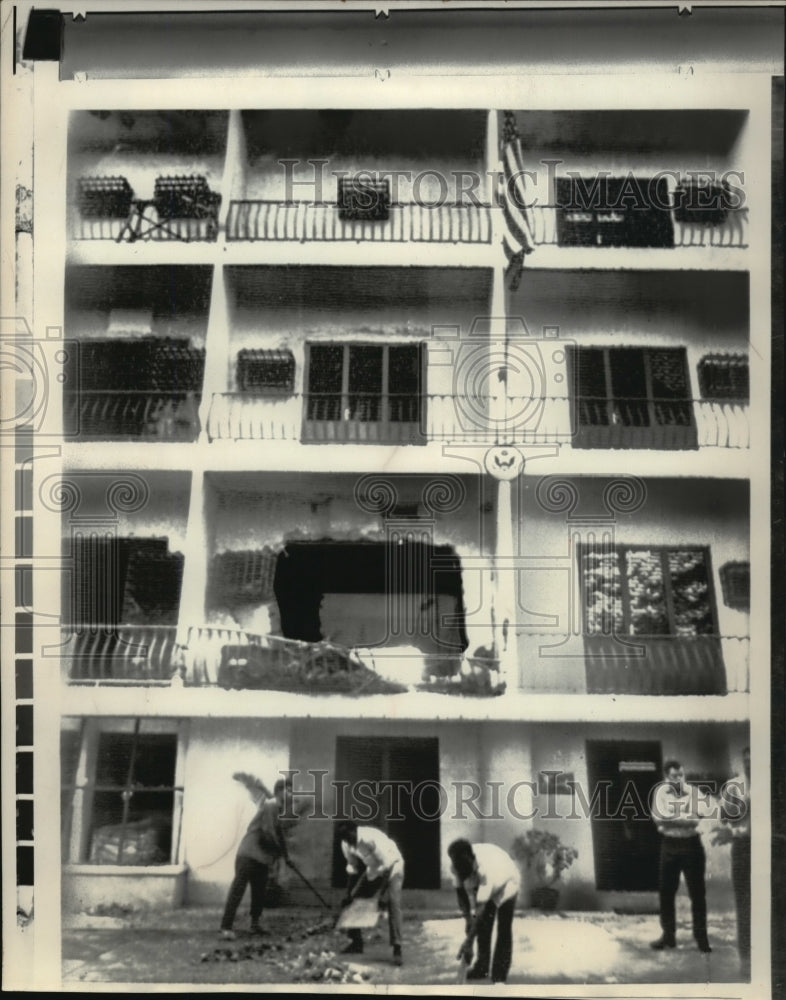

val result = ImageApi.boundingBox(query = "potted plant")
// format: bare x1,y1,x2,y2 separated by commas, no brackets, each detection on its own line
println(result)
512,830,578,911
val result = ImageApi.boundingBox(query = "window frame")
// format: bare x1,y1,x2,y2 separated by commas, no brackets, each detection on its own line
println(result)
304,341,425,426
697,353,750,402
235,348,296,395
63,720,186,867
567,345,698,450
580,542,720,638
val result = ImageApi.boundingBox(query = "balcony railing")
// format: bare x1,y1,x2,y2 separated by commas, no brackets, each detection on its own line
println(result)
583,634,750,695
206,392,748,449
65,391,201,441
73,210,219,243
226,200,493,244
179,626,407,694
62,625,179,683
527,204,749,249
573,397,749,450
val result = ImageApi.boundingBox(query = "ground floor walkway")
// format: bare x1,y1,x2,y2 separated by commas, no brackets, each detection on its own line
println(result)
62,897,748,986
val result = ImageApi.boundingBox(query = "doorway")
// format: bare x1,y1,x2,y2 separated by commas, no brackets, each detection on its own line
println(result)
332,736,441,889
585,740,662,891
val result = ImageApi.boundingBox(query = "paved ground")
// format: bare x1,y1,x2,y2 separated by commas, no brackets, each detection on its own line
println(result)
62,899,748,986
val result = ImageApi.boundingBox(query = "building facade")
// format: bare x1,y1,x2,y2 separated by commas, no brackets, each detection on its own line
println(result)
44,80,759,914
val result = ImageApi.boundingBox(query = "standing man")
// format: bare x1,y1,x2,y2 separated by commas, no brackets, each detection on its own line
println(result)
337,821,405,967
448,838,520,984
650,759,712,953
713,746,751,973
219,777,297,940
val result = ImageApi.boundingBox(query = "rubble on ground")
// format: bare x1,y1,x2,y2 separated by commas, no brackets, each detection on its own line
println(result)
199,916,375,982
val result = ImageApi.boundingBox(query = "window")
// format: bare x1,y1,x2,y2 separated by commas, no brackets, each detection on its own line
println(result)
208,548,278,607
78,176,134,218
581,545,717,637
69,537,183,627
337,176,390,221
697,354,749,401
719,561,750,612
153,174,221,220
306,343,422,426
64,339,204,439
83,726,180,865
236,349,295,394
570,346,696,448
556,176,674,248
673,179,732,225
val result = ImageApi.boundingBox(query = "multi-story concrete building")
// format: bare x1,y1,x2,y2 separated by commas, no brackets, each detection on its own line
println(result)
17,14,769,926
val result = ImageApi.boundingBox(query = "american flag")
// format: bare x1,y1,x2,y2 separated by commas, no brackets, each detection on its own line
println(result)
500,111,536,289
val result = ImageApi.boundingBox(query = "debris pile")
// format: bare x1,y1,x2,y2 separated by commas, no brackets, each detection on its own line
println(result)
199,916,375,983
293,950,372,985
200,941,282,963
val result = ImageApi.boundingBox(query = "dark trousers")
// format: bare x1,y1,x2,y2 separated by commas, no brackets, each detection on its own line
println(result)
220,855,270,930
730,837,751,960
475,897,516,983
658,836,707,941
345,871,403,949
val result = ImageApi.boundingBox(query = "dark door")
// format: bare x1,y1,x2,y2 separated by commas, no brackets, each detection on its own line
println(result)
586,740,662,891
332,736,441,889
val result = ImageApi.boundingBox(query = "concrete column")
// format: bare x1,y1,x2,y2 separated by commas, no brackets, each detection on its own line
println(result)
198,264,231,442
69,719,99,863
176,469,213,649
494,477,517,689
489,263,508,442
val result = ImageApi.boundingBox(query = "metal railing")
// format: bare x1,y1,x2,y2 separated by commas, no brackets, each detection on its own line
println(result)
573,397,749,450
206,392,749,449
178,625,413,695
517,633,749,695
73,208,219,242
527,204,749,249
62,625,179,683
226,200,493,244
65,391,201,441
583,634,749,695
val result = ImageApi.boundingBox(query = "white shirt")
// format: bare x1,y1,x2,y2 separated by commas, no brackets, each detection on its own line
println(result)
651,780,714,837
342,826,404,881
452,843,520,907
720,772,751,838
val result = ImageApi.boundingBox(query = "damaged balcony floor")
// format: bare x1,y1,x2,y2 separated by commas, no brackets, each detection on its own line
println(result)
61,901,748,986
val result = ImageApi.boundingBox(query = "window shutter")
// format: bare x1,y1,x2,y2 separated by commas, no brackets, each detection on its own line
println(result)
209,549,279,606
236,349,295,394
697,354,749,401
674,179,731,225
719,561,750,612
337,176,390,220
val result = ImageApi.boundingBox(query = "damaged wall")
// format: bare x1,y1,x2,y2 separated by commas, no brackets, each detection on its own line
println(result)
203,472,494,660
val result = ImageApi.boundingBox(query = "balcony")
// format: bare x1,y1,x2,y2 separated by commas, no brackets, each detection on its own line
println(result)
74,211,219,243
526,204,749,249
206,392,511,444
74,175,221,243
65,390,201,441
583,634,749,695
226,200,492,245
206,391,748,450
179,627,407,694
572,397,749,450
62,625,179,683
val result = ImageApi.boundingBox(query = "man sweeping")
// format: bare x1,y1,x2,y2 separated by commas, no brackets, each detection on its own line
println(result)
218,777,298,939
448,838,520,984
337,821,405,967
